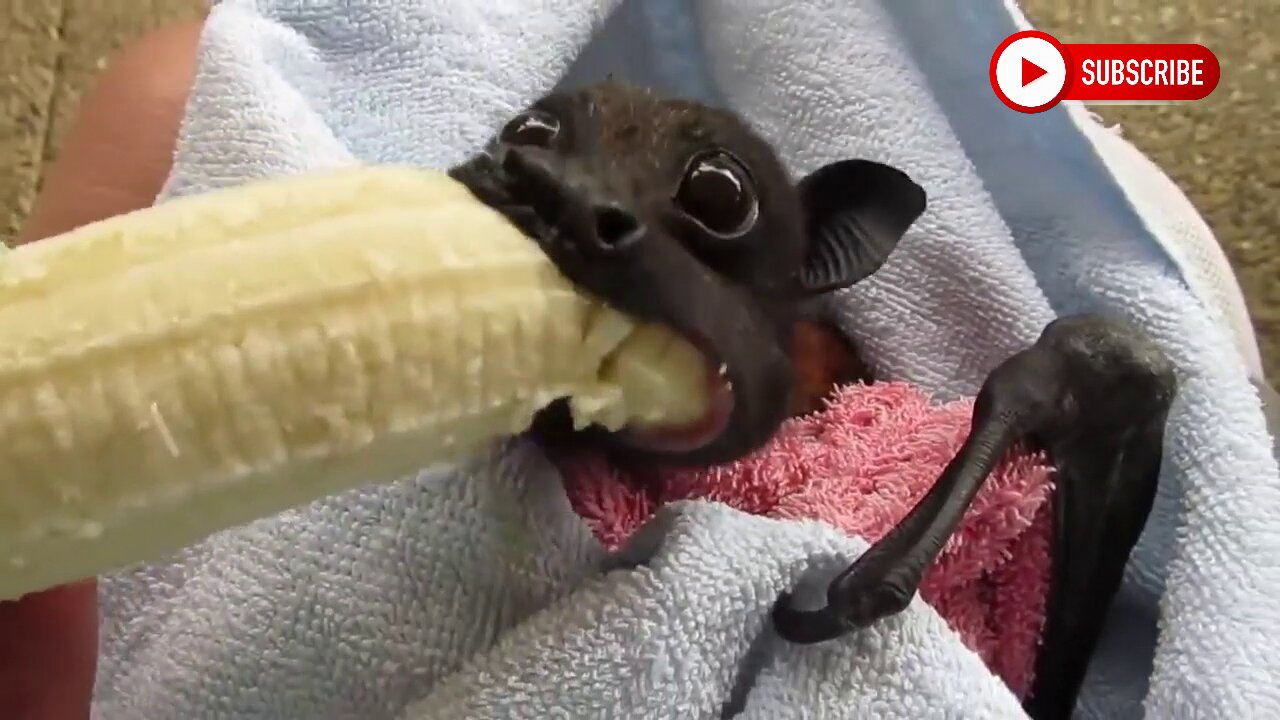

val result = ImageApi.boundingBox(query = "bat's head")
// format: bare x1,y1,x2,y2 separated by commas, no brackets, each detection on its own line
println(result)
450,81,926,466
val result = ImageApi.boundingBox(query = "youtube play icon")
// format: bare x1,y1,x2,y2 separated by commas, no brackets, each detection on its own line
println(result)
990,31,1070,112
1022,57,1048,86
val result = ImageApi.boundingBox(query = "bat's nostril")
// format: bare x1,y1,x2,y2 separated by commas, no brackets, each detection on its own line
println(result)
499,145,533,177
592,204,643,249
501,147,564,216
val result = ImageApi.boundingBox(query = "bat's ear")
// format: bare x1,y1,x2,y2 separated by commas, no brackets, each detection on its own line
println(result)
792,159,926,296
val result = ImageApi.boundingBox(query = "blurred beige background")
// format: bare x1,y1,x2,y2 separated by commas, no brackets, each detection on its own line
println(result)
1,1,1276,378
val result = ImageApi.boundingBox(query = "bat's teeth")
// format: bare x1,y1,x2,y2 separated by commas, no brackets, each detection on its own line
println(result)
718,363,735,395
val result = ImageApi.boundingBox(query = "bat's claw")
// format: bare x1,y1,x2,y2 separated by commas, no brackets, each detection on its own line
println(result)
773,551,914,644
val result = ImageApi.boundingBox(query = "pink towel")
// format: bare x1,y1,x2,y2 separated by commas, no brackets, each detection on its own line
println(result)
553,381,1055,698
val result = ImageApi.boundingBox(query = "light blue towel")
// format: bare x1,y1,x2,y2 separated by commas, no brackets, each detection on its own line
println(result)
92,1,1280,718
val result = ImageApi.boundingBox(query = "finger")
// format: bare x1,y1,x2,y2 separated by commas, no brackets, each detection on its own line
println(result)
0,16,205,719
0,581,98,719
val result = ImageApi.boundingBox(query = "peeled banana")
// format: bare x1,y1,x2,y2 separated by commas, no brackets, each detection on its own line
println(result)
0,165,710,600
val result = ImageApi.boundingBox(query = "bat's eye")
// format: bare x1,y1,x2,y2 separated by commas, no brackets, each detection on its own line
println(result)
675,150,758,238
500,110,560,148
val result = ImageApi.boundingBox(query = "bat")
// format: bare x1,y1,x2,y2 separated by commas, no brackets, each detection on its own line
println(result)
448,80,1177,720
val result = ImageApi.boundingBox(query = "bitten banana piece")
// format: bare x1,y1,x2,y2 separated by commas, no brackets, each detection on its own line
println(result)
0,165,711,600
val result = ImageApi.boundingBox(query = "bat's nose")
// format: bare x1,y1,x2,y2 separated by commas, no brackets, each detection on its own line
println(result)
589,203,643,250
501,146,645,254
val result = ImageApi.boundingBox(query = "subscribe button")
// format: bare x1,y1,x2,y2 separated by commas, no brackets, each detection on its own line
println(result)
990,30,1220,113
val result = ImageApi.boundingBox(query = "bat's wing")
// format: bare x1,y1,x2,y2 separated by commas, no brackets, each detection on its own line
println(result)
1023,325,1174,719
773,314,1177,720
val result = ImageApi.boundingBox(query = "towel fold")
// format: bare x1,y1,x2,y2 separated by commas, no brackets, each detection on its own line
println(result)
556,381,1055,698
92,1,1280,718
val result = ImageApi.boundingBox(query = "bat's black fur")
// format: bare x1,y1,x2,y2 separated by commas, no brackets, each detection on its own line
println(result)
449,81,924,466
448,80,1178,720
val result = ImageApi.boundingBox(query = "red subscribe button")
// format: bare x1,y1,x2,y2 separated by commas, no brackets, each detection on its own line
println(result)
990,30,1220,113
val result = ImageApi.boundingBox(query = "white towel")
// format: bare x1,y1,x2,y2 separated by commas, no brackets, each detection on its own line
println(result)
92,1,1280,718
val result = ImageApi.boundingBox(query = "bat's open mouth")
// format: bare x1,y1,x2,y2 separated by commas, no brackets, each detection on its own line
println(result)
615,359,736,454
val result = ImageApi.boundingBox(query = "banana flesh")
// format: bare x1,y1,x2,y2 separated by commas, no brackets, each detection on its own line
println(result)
0,166,710,599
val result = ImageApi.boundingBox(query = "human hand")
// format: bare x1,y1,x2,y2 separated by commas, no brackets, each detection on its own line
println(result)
0,17,203,718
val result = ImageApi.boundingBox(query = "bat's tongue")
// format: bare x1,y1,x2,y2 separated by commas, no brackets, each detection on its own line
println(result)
619,363,734,453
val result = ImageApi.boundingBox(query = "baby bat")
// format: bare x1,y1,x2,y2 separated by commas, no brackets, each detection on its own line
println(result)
448,80,1177,720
